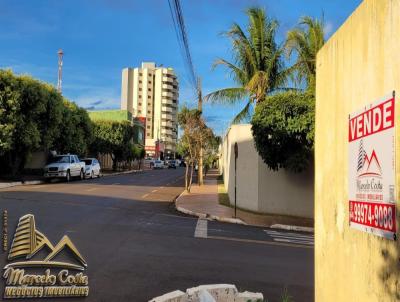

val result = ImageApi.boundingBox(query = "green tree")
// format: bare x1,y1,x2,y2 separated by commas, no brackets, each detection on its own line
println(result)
285,16,325,91
0,70,65,175
0,70,19,155
178,106,214,192
205,7,288,123
251,91,314,173
55,100,93,156
90,120,134,171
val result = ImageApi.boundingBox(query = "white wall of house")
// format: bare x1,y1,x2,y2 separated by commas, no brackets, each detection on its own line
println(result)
221,124,314,219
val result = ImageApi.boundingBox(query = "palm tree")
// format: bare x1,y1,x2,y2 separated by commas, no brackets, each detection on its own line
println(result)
285,16,325,91
205,7,288,123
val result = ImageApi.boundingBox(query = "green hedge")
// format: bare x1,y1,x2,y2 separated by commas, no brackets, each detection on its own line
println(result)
251,91,314,173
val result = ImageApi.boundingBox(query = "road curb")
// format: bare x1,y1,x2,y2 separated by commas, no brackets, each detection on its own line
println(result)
0,169,144,190
0,180,45,190
175,193,247,225
175,193,314,232
270,224,314,233
101,169,143,178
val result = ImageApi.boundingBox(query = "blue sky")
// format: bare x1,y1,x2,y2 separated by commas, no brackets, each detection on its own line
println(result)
0,0,362,135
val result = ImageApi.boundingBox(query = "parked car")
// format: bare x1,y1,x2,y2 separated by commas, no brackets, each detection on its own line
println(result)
167,160,177,169
82,158,101,178
145,157,155,168
153,160,163,169
44,154,85,182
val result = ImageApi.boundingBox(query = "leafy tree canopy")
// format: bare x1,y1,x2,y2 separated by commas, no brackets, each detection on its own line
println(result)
251,91,314,173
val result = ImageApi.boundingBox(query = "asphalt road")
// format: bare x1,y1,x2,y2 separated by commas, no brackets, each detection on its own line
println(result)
0,168,313,302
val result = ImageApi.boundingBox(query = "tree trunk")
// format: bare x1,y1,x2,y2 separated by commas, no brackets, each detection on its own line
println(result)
185,159,189,191
188,161,194,192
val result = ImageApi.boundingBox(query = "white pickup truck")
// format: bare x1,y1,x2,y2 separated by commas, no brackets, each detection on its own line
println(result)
43,154,86,182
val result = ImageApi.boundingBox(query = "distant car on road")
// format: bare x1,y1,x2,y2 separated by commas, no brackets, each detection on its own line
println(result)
82,158,101,178
153,160,163,169
145,157,155,168
167,160,177,169
44,154,85,182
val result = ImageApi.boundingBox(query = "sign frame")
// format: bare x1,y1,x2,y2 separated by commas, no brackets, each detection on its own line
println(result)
348,91,397,240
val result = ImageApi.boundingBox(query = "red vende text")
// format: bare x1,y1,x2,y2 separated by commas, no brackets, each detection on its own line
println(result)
348,98,394,142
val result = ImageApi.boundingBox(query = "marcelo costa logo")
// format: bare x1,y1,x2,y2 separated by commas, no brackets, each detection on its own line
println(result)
3,214,89,299
356,139,383,192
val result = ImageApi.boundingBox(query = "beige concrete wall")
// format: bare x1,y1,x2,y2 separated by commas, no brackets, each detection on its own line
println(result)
258,158,314,218
315,1,400,301
222,124,313,217
224,124,259,212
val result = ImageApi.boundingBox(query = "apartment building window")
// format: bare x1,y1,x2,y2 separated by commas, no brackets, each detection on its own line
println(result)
139,88,142,91
147,133,150,137
139,95,142,98
148,95,151,98
148,110,151,114
148,81,151,84
148,103,151,106
139,80,142,84
139,72,143,76
148,73,152,77
147,126,150,129
148,88,151,92
138,102,142,106
147,118,151,121
138,110,141,114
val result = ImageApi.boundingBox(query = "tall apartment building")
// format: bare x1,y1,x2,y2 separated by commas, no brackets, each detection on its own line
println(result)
121,62,179,157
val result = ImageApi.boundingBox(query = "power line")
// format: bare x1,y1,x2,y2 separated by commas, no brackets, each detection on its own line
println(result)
167,0,198,93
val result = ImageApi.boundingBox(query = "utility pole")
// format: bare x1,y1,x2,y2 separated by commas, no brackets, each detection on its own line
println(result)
57,49,64,94
197,77,204,186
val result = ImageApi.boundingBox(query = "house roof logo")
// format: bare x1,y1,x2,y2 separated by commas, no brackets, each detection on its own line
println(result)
5,214,87,271
357,139,382,178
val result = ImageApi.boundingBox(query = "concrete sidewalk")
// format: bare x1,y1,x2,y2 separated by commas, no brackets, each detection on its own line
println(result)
175,169,314,231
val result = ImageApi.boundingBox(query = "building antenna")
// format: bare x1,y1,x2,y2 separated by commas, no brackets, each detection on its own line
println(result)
57,49,64,94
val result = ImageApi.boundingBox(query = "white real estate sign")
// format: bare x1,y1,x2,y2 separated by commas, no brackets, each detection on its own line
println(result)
348,93,396,240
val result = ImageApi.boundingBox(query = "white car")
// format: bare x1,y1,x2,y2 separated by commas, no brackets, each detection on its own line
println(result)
153,160,163,169
82,158,101,178
44,154,85,182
